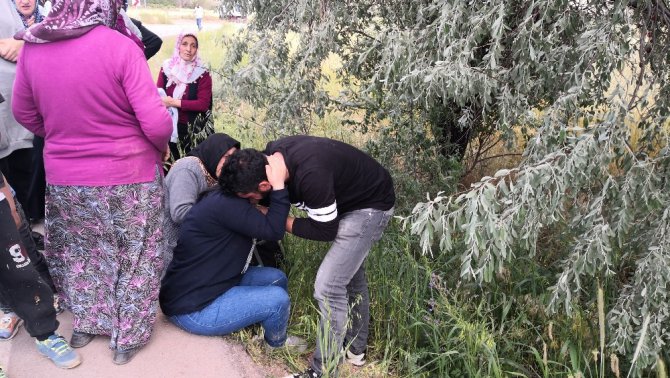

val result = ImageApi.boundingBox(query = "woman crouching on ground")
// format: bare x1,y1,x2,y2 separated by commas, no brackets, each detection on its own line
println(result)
160,151,305,350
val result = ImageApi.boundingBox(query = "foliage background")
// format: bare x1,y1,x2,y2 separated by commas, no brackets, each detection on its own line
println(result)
138,0,670,375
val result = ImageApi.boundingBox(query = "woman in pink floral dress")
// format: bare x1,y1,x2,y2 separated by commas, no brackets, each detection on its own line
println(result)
12,0,172,365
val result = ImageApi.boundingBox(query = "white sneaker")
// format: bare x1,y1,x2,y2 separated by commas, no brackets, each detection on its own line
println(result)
281,335,308,353
346,350,366,366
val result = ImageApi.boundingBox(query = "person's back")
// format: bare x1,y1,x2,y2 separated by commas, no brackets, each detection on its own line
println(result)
13,26,169,186
265,135,394,241
11,2,172,365
195,5,204,30
266,136,394,214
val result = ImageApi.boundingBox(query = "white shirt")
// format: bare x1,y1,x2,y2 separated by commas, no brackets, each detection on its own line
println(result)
195,6,204,19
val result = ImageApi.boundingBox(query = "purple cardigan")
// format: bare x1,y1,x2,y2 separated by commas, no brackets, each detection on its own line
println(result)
12,26,172,186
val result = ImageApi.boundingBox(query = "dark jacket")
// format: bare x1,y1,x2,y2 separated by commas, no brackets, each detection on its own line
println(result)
265,135,395,241
130,18,163,60
159,189,290,316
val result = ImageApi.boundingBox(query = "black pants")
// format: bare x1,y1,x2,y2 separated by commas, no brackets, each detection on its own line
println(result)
0,148,36,220
0,178,56,313
0,185,57,338
26,136,46,222
15,200,56,291
168,123,196,161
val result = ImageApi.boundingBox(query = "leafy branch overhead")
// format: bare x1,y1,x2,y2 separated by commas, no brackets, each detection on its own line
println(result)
219,0,670,372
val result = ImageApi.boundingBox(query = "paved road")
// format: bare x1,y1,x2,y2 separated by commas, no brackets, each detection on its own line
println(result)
143,19,240,38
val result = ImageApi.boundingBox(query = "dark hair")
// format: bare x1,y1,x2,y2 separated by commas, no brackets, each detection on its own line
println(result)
218,149,268,195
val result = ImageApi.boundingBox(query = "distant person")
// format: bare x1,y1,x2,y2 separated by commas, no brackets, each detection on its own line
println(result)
0,170,80,369
219,136,396,378
157,32,213,160
13,0,172,365
160,152,305,352
195,4,204,30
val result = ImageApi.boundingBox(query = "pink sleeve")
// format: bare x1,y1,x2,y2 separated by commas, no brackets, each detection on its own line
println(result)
180,71,212,112
11,47,45,137
123,51,172,152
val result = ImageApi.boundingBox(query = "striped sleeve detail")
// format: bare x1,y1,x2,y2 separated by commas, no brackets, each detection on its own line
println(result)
305,201,338,222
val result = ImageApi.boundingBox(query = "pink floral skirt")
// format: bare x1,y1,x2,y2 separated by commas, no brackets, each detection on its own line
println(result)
44,171,164,351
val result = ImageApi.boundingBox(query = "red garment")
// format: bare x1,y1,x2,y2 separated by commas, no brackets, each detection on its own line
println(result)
157,68,212,125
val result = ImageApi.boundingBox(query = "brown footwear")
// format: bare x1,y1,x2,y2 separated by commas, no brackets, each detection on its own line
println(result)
70,331,95,348
112,347,140,365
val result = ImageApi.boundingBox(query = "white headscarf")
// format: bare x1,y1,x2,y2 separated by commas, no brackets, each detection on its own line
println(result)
161,32,206,100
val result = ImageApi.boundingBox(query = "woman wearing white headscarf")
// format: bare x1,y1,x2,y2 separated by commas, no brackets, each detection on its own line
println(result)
157,32,213,161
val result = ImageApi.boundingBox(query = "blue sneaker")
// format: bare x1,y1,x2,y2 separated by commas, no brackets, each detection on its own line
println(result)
35,334,81,369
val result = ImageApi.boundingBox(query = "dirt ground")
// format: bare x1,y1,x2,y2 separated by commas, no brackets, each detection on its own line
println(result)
0,309,289,378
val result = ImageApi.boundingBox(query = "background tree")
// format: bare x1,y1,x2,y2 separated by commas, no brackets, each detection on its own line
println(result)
219,0,670,373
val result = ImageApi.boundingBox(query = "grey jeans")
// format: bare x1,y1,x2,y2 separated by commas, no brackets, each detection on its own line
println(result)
310,207,394,375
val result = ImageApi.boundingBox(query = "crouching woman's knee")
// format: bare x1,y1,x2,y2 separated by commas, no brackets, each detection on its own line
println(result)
267,285,290,313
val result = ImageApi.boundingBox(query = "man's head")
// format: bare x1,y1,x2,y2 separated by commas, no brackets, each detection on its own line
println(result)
218,149,271,203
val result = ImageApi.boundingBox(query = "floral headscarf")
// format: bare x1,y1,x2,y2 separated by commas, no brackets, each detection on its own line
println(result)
15,0,123,43
161,32,206,100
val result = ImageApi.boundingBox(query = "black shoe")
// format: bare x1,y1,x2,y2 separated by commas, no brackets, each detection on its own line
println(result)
112,347,141,365
284,368,320,378
70,331,95,348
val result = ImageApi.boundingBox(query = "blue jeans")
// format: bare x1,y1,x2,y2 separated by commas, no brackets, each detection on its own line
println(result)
196,18,203,30
310,207,394,375
169,266,290,347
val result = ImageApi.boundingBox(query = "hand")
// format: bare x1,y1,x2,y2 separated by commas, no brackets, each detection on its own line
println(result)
0,39,24,63
161,96,180,108
265,152,287,190
162,148,171,162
